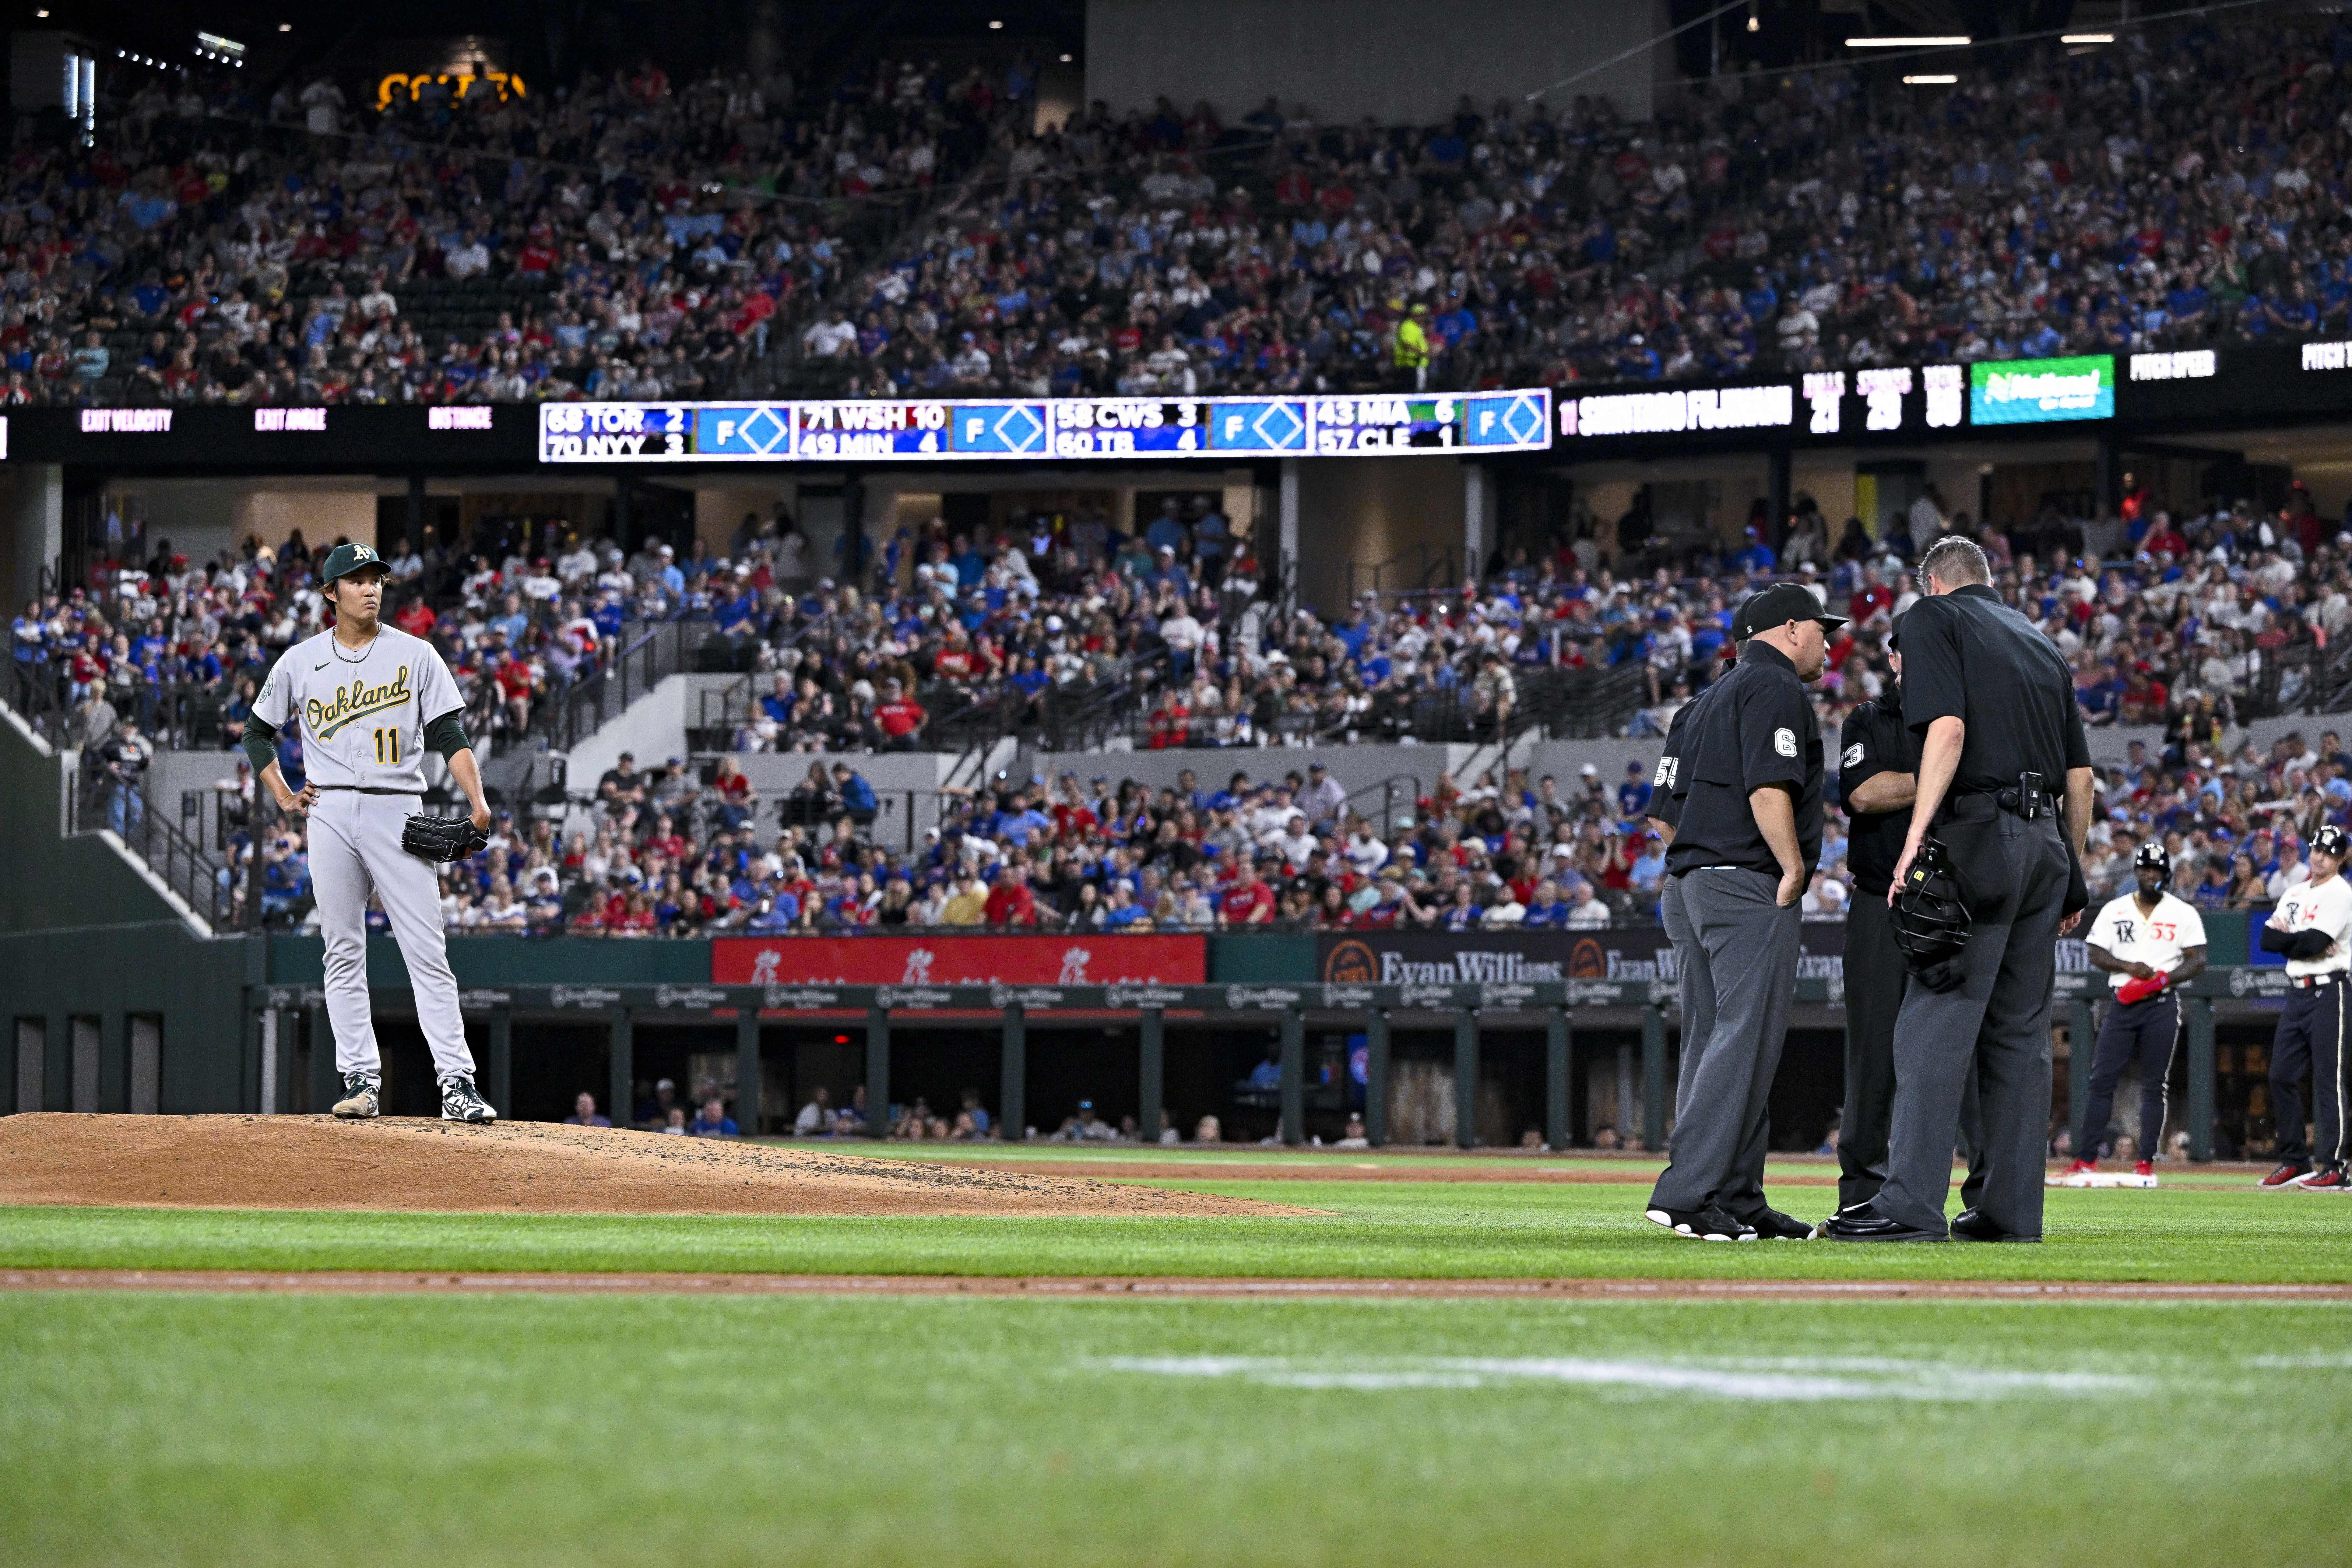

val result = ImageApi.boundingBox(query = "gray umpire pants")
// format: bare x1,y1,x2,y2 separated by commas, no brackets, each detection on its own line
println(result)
1844,888,1986,1212
1650,868,1800,1218
1876,809,2070,1239
1661,874,1717,1124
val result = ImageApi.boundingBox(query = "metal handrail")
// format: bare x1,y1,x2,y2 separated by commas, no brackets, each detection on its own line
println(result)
72,771,235,930
544,618,709,754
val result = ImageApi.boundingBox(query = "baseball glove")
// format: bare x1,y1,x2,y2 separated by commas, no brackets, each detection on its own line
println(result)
401,813,490,864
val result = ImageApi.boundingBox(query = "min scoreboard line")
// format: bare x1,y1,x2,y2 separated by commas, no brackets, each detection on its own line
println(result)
537,390,1555,463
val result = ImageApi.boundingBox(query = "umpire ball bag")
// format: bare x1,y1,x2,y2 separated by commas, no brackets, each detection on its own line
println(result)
1891,837,1971,993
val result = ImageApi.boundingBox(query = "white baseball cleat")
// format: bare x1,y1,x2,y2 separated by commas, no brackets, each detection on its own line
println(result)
330,1073,380,1119
438,1074,498,1123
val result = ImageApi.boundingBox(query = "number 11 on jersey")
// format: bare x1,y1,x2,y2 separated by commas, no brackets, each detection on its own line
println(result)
373,727,402,766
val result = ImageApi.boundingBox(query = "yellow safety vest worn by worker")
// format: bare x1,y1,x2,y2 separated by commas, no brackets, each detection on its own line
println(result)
1392,316,1429,368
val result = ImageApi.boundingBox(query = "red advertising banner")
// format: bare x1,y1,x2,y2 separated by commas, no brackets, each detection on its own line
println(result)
711,934,1207,987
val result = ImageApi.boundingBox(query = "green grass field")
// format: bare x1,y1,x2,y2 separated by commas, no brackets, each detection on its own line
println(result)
4,1152,2350,1565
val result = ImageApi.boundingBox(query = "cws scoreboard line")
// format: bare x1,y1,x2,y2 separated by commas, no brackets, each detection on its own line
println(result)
538,390,1554,463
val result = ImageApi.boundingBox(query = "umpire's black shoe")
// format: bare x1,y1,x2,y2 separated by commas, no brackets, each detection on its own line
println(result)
1644,1203,1758,1241
1949,1207,2042,1243
1819,1203,1945,1242
1739,1207,1819,1240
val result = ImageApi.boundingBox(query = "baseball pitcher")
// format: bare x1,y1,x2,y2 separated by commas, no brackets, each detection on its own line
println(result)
242,542,497,1123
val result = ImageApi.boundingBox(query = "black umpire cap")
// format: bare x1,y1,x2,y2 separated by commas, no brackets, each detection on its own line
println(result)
1740,582,1848,636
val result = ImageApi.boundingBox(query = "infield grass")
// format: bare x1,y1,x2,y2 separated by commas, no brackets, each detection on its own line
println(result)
1,1178,2348,1280
3,1291,2347,1567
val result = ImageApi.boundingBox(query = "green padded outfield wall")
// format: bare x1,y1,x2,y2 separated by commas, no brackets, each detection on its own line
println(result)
265,935,715,986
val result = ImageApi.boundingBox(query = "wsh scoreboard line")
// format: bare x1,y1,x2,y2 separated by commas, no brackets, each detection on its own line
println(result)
538,391,1554,463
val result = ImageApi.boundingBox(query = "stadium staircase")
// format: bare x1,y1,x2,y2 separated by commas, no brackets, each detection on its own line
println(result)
0,693,230,940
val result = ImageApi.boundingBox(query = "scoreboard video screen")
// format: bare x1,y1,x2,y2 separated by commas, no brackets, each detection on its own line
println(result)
537,391,1554,464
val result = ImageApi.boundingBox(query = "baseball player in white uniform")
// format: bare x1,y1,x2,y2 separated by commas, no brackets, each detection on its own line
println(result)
2068,842,2207,1177
2258,823,2352,1189
243,542,497,1123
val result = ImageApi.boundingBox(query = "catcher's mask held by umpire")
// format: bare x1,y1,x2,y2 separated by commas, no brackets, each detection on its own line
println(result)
1891,837,1971,992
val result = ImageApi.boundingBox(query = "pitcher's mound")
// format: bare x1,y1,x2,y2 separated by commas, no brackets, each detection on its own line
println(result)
0,1115,1316,1218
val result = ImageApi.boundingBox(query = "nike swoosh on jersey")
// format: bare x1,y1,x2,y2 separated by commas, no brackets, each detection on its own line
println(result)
314,662,328,670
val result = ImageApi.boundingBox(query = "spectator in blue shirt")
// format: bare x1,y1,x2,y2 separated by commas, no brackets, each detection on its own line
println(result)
1617,761,1652,819
690,1098,740,1138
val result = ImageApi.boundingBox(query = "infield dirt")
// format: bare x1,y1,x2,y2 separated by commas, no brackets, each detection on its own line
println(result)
0,1115,1316,1218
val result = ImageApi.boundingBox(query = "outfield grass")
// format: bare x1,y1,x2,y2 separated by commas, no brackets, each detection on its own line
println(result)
3,1181,2347,1281
2,1290,2346,1567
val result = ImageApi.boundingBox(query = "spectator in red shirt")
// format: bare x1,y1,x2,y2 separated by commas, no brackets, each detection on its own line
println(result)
1219,856,1276,926
494,652,536,733
393,594,437,637
1848,566,1895,627
983,862,1035,926
874,677,926,747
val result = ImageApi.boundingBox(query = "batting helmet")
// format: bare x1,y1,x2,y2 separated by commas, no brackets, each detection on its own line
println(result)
2316,824,2350,860
1890,838,1971,992
2133,840,2171,881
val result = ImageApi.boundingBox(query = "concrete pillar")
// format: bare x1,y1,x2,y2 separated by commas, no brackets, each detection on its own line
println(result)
2067,997,2096,1142
1640,1005,1668,1152
1546,1005,1572,1151
1463,461,1492,582
10,461,63,613
1277,458,1300,599
487,1009,513,1123
1000,1004,1025,1141
734,1011,761,1135
1768,448,1792,545
608,1008,634,1131
1363,1009,1390,1147
1137,1008,1163,1147
406,474,427,557
308,1002,336,1114
864,1006,890,1137
1453,1009,1480,1149
1278,1008,1305,1146
2185,996,2215,1162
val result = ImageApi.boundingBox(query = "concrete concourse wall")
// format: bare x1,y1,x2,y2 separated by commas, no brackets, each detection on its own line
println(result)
1085,0,1671,127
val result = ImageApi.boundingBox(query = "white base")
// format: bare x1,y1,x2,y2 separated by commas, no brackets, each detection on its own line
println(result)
2045,1171,2159,1189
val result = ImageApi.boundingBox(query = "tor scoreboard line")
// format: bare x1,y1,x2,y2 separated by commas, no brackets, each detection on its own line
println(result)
537,390,1554,463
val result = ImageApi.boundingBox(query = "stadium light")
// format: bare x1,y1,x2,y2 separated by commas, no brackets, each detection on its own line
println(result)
2061,33,2114,44
1059,52,1073,62
1847,36,1970,47
278,22,291,31
988,18,1003,28
1903,74,1959,84
1745,2,1759,31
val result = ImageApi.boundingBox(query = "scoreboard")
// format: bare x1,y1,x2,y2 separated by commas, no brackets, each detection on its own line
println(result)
537,390,1554,464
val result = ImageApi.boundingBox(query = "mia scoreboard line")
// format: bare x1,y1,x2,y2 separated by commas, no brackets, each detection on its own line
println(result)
536,390,1553,463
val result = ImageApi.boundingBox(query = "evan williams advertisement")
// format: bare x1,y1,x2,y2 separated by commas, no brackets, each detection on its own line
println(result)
1319,928,1848,986
712,934,1206,987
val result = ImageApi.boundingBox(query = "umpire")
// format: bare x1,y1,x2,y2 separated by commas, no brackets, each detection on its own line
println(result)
1646,599,1753,1130
1834,620,1983,1214
1645,583,1840,1242
1824,538,2092,1244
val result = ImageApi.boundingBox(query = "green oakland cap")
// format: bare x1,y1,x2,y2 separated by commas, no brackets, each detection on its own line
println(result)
319,542,388,585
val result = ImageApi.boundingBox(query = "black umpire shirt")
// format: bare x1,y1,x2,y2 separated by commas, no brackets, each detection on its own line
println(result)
1664,640,1824,880
1839,687,1914,897
1646,681,1721,838
1898,583,2090,791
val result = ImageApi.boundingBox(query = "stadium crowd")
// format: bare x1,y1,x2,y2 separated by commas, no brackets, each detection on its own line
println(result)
801,12,2352,398
22,451,2352,936
0,52,1022,407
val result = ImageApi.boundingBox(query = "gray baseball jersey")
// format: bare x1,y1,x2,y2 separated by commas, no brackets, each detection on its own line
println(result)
253,625,465,790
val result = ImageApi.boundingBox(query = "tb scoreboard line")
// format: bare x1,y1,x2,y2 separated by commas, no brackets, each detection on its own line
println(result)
537,390,1553,463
